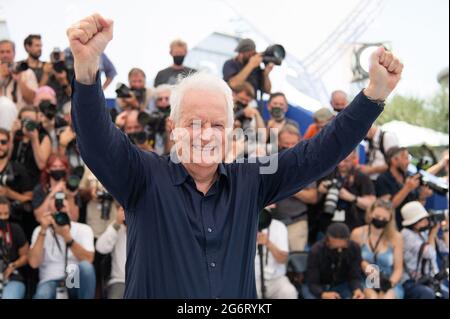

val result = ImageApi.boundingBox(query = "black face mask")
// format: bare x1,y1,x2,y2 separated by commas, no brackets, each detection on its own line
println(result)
372,218,389,229
173,56,185,66
234,101,247,112
50,169,66,181
0,219,7,229
270,107,285,122
418,226,430,233
157,106,171,117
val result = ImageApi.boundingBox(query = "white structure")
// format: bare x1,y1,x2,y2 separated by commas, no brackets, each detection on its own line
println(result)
382,121,449,148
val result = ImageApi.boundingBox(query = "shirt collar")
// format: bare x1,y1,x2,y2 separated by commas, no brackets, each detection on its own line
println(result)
167,155,229,186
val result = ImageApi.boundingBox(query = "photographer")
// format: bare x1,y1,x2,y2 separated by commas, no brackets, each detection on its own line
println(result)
351,199,404,299
0,196,29,299
154,39,196,87
303,223,365,299
32,154,80,223
223,38,273,95
0,128,34,240
376,147,433,228
21,35,45,84
303,108,334,140
57,102,84,171
115,110,153,152
95,204,126,299
255,216,298,299
78,167,117,239
28,196,95,299
273,124,318,251
360,124,399,181
10,106,52,186
0,39,38,110
330,90,349,113
39,48,72,109
400,201,449,299
0,96,17,130
116,68,153,112
232,82,266,132
317,150,376,232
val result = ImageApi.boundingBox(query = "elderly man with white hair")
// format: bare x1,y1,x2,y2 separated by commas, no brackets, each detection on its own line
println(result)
68,14,404,299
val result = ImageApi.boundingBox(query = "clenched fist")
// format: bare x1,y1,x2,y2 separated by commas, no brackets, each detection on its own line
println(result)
364,47,404,101
66,13,113,85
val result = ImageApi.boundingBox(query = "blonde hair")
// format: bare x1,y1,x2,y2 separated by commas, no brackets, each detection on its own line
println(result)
170,39,187,51
365,199,398,242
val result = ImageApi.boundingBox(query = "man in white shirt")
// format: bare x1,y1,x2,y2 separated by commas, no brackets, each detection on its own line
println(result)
255,218,298,299
96,204,126,299
28,196,96,299
361,124,399,181
0,40,38,110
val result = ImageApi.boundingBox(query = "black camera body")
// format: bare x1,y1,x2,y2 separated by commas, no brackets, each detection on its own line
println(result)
234,102,252,131
21,118,39,132
39,100,58,120
115,83,133,98
428,211,446,227
96,191,114,220
0,164,14,187
137,111,167,141
324,178,343,215
53,211,70,226
12,61,29,74
262,44,286,66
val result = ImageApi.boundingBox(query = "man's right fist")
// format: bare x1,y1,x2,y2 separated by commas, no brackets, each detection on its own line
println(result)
66,13,113,85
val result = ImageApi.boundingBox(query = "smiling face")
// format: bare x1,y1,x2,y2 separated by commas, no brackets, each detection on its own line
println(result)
171,88,228,169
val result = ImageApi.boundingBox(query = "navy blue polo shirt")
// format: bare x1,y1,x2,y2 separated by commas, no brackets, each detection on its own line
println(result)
71,75,383,298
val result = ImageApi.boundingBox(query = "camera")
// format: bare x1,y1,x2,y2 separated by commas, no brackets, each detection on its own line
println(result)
0,164,14,187
234,102,252,131
137,111,168,141
323,178,343,215
128,131,149,145
21,118,39,132
428,210,446,227
51,47,74,75
408,160,449,196
39,100,58,120
54,191,66,211
96,190,114,220
66,175,80,192
262,44,286,66
10,61,29,74
115,83,133,98
53,211,70,226
51,48,62,62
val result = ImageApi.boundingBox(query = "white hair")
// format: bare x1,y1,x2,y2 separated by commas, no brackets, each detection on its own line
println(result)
155,84,173,96
169,72,234,128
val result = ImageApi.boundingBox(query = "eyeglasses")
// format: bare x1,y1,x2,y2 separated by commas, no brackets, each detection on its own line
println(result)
157,97,170,102
0,139,8,145
372,199,393,210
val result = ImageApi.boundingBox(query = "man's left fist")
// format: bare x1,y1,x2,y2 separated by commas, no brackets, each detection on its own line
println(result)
364,46,404,101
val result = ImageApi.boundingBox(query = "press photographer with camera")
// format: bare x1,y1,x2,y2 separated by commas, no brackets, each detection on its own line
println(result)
223,38,274,95
32,154,80,223
0,196,29,299
361,124,399,181
272,124,318,251
351,199,404,299
115,109,153,152
39,47,72,109
95,204,126,299
303,223,365,299
400,201,449,299
232,82,266,132
376,147,433,228
0,128,35,240
317,150,376,231
21,35,45,84
10,106,51,187
154,39,196,87
116,68,153,112
79,167,117,239
28,195,95,299
0,39,38,110
266,92,298,133
254,207,298,299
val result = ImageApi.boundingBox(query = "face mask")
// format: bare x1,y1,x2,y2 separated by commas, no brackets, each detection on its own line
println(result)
271,107,285,122
50,169,67,181
418,226,430,233
372,218,389,229
0,219,7,229
157,106,171,117
173,56,185,66
234,101,247,112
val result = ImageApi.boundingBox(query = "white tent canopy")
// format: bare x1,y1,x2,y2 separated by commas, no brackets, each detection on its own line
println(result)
381,120,449,147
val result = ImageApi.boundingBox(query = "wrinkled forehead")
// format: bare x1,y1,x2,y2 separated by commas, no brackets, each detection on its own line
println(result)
178,89,228,124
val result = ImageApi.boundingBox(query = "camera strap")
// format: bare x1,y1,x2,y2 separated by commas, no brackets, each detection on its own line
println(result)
368,225,385,265
51,228,69,278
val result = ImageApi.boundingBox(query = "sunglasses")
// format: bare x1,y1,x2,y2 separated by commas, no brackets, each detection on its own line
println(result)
0,139,8,145
157,97,170,102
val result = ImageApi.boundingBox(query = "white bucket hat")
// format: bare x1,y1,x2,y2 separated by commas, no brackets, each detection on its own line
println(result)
401,201,429,227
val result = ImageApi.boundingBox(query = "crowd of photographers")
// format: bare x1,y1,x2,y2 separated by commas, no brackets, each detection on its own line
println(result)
0,34,448,300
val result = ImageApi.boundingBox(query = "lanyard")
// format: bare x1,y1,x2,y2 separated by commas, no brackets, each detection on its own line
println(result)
368,225,385,264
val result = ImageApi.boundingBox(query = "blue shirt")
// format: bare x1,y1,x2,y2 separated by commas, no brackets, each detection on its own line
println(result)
71,75,383,298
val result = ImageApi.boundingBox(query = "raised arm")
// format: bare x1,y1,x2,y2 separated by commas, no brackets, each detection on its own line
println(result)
258,47,403,207
67,14,148,210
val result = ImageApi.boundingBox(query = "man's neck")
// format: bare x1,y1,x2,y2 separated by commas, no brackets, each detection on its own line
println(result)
0,158,8,172
27,56,41,68
183,163,219,195
171,64,184,71
390,166,405,183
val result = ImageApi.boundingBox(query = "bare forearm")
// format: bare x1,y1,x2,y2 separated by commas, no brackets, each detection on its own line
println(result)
267,241,288,264
228,64,255,89
102,77,113,90
67,196,80,221
6,189,32,203
294,189,318,204
31,138,50,169
17,80,36,103
356,195,376,210
392,186,412,208
262,73,271,93
69,241,94,263
28,235,45,268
